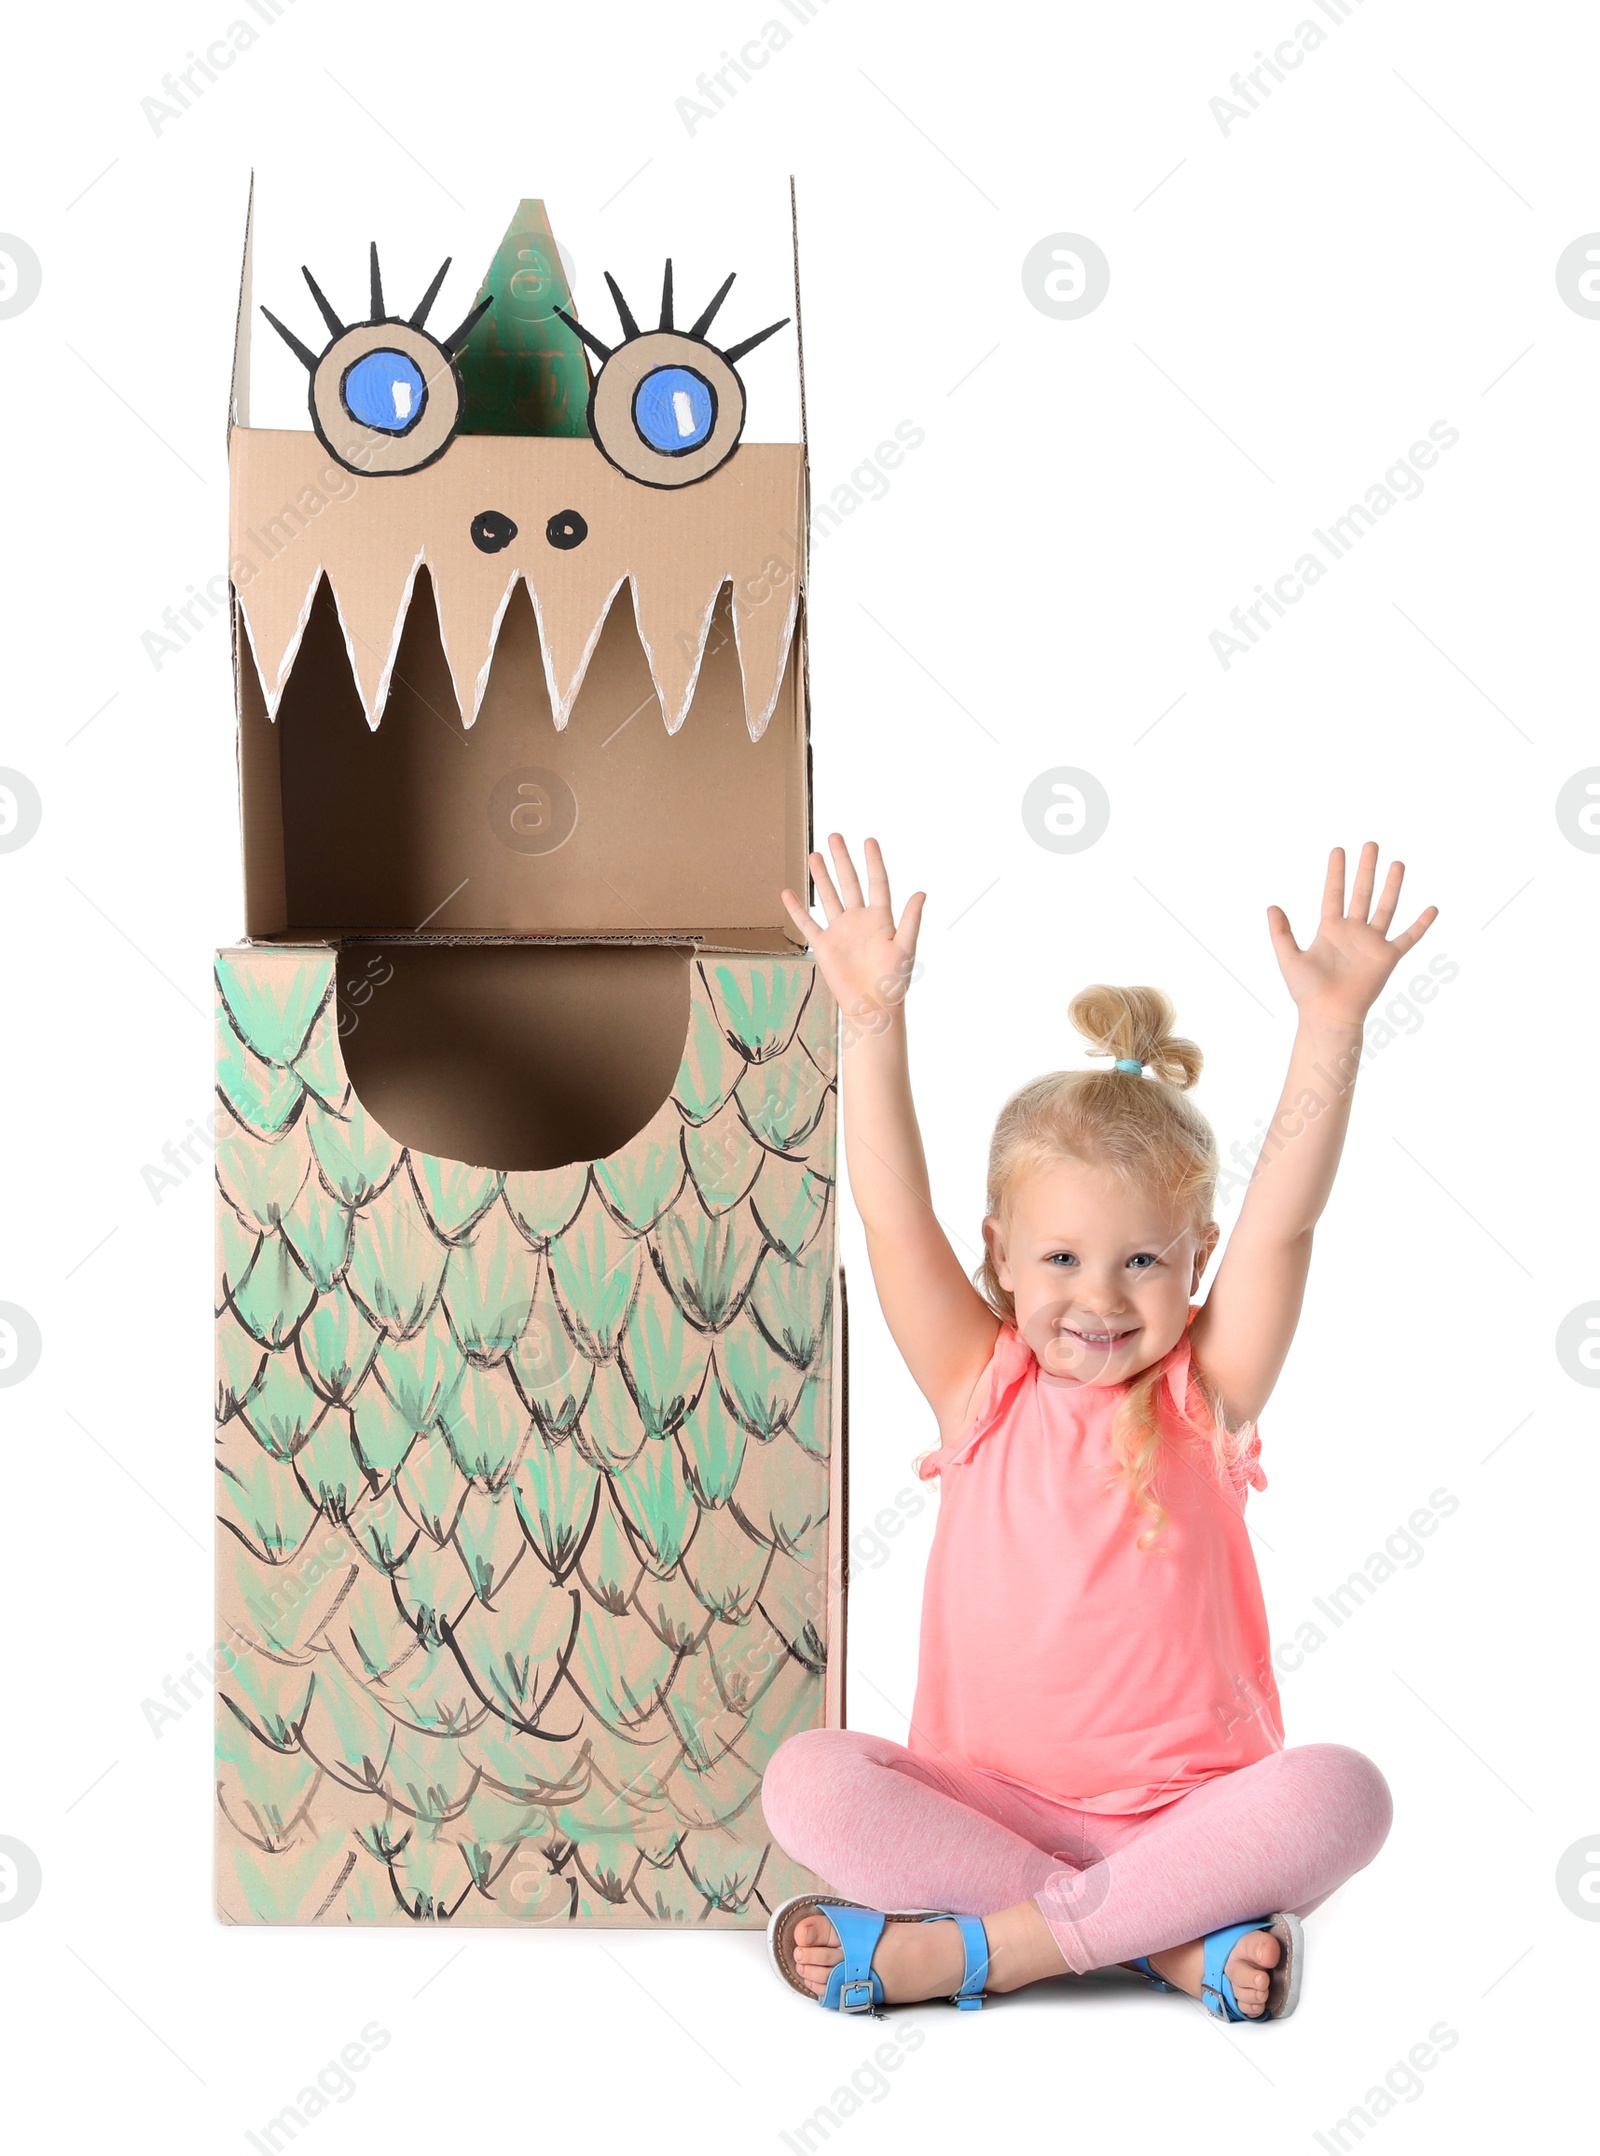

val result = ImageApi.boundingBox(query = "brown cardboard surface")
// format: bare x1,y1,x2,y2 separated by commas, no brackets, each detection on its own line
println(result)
230,431,803,736
214,942,841,1926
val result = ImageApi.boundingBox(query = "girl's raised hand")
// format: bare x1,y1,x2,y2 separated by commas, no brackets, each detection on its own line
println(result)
781,835,926,1026
1267,843,1438,1029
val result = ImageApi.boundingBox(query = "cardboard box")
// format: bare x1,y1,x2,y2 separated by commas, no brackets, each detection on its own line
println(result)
214,192,844,1926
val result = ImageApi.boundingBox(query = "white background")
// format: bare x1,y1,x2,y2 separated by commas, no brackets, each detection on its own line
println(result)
0,0,1593,2147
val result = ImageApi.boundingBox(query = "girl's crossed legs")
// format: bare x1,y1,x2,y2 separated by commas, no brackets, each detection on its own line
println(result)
762,1729,1393,2011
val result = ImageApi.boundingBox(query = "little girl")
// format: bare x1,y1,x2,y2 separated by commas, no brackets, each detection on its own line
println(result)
761,836,1436,2021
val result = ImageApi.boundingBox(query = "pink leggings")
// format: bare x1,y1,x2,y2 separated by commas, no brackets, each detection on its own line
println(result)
762,1730,1392,1974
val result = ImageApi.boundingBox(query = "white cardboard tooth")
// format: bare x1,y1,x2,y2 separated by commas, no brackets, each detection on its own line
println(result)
334,547,426,729
431,560,523,730
629,572,727,736
529,569,630,731
233,567,321,722
732,571,801,743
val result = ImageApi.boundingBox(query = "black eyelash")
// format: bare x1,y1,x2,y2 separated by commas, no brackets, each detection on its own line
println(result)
553,262,787,366
261,242,491,372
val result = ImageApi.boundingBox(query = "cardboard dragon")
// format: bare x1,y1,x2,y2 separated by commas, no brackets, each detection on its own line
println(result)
213,193,844,1926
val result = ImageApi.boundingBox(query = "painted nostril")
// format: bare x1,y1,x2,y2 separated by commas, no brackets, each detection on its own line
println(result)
471,510,518,554
546,509,588,550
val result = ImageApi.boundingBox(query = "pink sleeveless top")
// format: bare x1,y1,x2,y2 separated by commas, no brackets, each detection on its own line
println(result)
909,1311,1281,1814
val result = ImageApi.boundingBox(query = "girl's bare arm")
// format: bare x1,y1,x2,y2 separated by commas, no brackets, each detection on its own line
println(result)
782,836,1000,1423
1191,842,1437,1427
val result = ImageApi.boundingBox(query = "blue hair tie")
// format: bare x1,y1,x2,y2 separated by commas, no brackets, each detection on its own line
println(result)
1114,1058,1144,1074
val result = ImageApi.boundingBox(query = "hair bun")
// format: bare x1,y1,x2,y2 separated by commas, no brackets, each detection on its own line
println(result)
1068,984,1203,1091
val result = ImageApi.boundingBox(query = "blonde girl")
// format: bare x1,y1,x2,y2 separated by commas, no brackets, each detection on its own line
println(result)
761,836,1437,2022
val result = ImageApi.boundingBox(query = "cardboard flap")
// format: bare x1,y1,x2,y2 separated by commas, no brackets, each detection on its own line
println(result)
229,175,254,435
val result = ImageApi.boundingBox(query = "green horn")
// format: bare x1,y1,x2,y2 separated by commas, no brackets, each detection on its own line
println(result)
456,199,591,437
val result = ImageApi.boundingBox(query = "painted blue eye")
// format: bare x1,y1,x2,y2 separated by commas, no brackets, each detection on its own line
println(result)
632,365,716,453
341,349,428,433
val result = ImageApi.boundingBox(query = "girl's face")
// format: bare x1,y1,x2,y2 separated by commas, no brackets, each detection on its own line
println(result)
985,1154,1218,1386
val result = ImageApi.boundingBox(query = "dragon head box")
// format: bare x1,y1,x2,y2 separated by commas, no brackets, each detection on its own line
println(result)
228,191,810,943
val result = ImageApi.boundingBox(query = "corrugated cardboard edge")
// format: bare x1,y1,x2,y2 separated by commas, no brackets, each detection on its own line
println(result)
229,174,253,437
825,1266,848,1730
228,177,293,939
789,176,808,466
793,175,844,1729
790,176,819,985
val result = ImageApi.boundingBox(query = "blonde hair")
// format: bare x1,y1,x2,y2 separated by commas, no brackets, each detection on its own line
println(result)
978,985,1245,1548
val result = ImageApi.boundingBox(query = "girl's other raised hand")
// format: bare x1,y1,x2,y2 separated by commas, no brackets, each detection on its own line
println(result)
781,835,926,1028
1266,842,1439,1030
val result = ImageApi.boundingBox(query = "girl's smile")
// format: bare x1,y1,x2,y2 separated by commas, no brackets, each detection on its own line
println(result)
985,1157,1218,1386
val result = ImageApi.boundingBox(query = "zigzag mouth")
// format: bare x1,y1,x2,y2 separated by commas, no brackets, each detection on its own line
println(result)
248,564,743,738
230,432,804,740
245,562,808,943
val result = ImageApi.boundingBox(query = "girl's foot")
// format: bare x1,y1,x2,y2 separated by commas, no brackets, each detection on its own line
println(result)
788,1909,965,2002
787,1899,1066,2001
1144,1927,1281,2017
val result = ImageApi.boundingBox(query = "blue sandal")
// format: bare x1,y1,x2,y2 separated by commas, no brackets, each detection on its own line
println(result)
1129,1911,1303,2022
768,1895,990,2014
